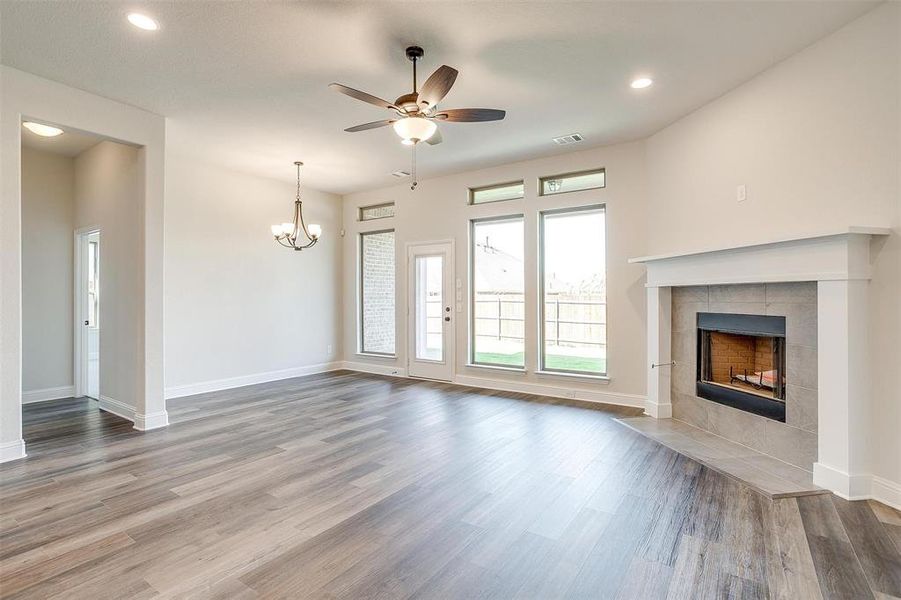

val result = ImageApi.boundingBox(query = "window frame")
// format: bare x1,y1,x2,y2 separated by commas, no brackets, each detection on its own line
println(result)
359,228,396,356
538,204,608,376
359,202,396,222
469,214,526,369
538,168,606,197
468,180,525,205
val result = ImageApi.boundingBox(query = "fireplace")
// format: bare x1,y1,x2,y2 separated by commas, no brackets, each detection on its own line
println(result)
696,312,786,422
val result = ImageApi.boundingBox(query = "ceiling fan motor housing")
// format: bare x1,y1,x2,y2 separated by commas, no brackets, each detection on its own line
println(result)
405,46,424,61
394,92,420,114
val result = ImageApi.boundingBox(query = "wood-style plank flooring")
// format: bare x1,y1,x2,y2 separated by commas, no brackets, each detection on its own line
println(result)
2,371,900,599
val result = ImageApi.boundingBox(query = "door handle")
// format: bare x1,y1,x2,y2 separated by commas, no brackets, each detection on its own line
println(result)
84,320,90,326
444,316,450,322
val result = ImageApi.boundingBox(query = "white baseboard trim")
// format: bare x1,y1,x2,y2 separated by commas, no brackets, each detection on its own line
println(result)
22,385,75,404
164,361,344,399
813,462,901,510
0,439,27,463
134,411,169,431
340,361,407,378
453,374,645,409
871,476,901,511
97,395,136,422
644,401,672,418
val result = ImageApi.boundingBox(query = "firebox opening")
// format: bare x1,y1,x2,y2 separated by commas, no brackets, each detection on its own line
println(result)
696,312,786,422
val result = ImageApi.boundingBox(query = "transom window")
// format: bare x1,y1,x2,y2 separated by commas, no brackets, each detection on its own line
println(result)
359,203,396,221
539,168,605,196
469,181,524,205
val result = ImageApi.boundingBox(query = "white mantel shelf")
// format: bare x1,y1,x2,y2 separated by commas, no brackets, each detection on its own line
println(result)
629,226,891,288
634,225,892,502
628,226,891,265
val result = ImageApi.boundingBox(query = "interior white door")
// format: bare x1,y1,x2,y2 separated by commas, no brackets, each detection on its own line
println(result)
78,230,100,400
407,242,454,381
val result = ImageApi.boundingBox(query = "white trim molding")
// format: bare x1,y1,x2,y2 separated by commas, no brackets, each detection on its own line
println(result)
165,361,344,399
341,361,407,378
134,411,170,431
22,386,75,404
813,462,901,510
97,395,135,422
453,374,645,409
0,439,26,463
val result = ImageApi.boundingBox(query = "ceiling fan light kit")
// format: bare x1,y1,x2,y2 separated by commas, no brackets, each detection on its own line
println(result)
330,45,506,190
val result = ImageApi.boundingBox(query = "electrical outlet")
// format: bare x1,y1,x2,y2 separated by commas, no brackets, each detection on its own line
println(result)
327,344,332,355
737,184,747,202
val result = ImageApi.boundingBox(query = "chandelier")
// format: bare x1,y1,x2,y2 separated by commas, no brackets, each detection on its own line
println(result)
271,161,321,250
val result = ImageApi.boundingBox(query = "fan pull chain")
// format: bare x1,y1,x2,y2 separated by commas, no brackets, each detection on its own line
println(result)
411,144,418,190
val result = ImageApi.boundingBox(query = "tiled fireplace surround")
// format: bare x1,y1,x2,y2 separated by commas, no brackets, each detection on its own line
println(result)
632,227,891,500
671,282,817,470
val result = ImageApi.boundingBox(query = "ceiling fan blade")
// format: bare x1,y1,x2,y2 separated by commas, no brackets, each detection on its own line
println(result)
418,65,458,108
425,128,443,145
344,120,395,132
329,83,398,111
434,108,506,122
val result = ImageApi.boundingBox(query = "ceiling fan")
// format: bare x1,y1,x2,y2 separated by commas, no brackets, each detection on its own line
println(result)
330,46,505,187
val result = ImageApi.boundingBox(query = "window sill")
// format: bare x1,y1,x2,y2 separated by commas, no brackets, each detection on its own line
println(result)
465,363,526,374
535,370,611,383
356,352,396,360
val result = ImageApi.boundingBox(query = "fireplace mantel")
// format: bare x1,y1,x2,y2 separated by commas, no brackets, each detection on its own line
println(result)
629,227,891,288
630,225,891,501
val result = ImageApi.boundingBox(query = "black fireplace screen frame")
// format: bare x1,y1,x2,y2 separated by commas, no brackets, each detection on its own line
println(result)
696,312,787,422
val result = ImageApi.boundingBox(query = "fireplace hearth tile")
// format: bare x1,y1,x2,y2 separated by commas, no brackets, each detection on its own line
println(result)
709,301,767,316
767,302,817,348
673,302,706,333
616,416,826,498
764,420,817,471
673,285,709,304
786,384,818,433
709,283,766,303
673,392,708,429
707,401,767,452
787,344,818,390
765,282,817,304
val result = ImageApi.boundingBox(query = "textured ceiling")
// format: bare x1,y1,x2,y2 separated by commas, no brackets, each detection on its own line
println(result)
0,1,877,193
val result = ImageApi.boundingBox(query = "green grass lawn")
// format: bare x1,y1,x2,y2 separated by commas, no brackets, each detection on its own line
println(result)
474,351,606,374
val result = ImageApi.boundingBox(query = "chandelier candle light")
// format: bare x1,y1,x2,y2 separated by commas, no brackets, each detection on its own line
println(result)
271,161,322,250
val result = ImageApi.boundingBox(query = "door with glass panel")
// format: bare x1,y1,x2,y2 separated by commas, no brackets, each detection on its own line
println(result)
407,241,454,381
76,229,101,400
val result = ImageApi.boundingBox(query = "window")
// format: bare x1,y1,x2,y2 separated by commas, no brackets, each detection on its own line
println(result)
360,230,395,354
540,206,606,375
470,216,525,367
359,203,395,221
87,239,99,327
469,181,524,205
539,168,605,196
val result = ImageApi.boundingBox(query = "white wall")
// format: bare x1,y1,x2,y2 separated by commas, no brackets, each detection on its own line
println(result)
73,140,144,411
1,66,166,461
21,147,75,397
341,141,649,407
646,4,900,493
163,127,343,398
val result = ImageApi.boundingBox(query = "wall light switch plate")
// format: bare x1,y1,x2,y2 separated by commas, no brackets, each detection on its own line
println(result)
456,302,462,313
456,278,462,289
737,185,747,202
456,290,462,301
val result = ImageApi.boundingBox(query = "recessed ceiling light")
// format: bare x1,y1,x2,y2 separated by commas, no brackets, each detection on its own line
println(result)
23,122,64,137
630,77,653,89
127,13,159,31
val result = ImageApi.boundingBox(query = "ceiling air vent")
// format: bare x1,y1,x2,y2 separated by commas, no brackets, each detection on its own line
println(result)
552,133,584,146
391,170,411,178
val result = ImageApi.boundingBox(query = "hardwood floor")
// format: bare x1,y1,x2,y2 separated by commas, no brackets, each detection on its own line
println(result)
2,370,900,599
